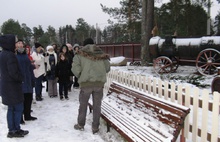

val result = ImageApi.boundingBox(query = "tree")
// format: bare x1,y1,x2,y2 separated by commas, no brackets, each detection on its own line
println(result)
101,0,142,42
75,18,90,45
21,23,32,45
141,0,154,65
155,1,207,36
33,25,44,42
46,26,57,44
1,19,24,38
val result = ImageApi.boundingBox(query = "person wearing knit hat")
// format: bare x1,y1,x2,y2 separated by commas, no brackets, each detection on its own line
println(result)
45,45,58,98
83,38,94,46
31,42,46,101
65,43,75,92
15,39,37,123
72,38,110,134
34,43,42,48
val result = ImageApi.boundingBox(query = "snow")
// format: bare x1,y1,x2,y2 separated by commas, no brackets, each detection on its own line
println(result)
0,86,123,142
150,36,220,47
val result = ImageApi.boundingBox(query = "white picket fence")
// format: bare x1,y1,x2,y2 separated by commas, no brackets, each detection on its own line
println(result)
104,69,220,142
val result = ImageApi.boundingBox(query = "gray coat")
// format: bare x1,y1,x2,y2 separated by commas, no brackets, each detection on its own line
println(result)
0,35,23,105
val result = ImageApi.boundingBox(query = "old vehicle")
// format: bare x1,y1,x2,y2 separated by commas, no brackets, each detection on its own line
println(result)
98,36,220,76
150,36,220,76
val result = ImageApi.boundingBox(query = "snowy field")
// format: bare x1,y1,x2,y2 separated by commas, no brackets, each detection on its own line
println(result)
0,85,124,142
0,63,216,142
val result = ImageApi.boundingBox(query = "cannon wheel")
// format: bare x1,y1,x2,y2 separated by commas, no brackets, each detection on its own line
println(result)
154,56,173,74
196,48,220,76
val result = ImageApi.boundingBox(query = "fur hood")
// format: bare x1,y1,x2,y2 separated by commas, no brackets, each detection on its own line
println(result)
77,44,110,60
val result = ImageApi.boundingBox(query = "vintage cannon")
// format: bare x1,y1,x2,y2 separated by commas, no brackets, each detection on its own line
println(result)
150,36,220,76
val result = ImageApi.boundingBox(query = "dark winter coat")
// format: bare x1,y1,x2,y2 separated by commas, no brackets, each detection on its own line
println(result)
0,35,24,105
46,53,57,80
16,51,35,93
56,59,70,83
60,45,74,76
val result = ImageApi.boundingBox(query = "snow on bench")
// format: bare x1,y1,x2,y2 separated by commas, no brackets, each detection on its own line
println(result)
89,81,190,142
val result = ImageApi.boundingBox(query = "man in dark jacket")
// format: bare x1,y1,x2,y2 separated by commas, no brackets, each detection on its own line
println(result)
16,39,37,123
72,38,110,134
0,35,29,138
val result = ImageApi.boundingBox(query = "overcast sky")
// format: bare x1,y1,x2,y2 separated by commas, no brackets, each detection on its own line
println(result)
0,0,219,31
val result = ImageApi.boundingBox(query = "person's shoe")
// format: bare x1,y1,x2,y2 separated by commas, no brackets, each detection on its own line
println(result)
60,96,64,100
92,128,99,134
74,124,84,131
65,96,69,100
7,131,24,138
18,129,29,136
36,96,43,101
25,116,37,121
7,129,28,138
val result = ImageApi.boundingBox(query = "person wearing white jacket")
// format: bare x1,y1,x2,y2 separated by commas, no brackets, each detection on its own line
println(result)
31,43,46,101
45,45,58,98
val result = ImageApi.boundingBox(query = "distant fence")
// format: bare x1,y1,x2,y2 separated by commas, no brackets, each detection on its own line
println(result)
98,44,141,62
104,69,220,142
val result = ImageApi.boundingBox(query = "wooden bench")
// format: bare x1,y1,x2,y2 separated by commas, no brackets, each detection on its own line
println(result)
89,81,190,142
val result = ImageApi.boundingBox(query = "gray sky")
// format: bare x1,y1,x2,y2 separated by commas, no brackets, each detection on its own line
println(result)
0,0,121,30
0,0,219,31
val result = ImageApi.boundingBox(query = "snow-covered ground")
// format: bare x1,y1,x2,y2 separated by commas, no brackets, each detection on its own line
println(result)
0,84,125,142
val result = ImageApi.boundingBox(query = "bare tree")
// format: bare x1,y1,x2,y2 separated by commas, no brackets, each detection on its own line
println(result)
141,0,154,65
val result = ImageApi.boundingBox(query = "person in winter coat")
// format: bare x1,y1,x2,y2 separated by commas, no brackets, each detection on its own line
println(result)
60,44,73,91
31,43,46,101
72,38,110,134
56,52,71,100
15,39,37,124
72,44,80,88
0,34,29,138
66,43,75,91
45,45,58,98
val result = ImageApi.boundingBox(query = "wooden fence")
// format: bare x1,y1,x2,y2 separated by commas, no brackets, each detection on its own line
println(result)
104,69,220,142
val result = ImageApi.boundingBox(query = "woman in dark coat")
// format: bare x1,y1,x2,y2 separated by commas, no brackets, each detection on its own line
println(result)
0,35,29,138
59,45,73,91
56,52,71,100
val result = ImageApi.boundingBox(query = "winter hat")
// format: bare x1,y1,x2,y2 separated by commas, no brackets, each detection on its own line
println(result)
35,42,42,48
73,43,79,50
46,45,53,51
83,38,94,46
0,34,16,51
16,39,24,43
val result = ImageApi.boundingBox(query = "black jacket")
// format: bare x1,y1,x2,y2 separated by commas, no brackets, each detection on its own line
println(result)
56,59,71,83
0,35,24,105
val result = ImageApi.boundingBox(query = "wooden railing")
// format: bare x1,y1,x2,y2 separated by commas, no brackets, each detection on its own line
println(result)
104,69,220,142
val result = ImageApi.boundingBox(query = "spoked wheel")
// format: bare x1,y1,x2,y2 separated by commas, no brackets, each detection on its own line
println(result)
196,48,220,76
154,56,173,74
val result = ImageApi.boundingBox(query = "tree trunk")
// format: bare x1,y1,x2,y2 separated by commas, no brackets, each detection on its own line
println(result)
141,0,154,65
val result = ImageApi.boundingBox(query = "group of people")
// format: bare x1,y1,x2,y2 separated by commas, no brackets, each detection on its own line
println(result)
0,34,110,138
32,42,79,101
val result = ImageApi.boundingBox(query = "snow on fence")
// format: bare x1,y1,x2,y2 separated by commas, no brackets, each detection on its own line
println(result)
104,69,220,142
